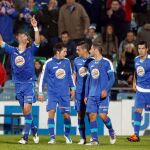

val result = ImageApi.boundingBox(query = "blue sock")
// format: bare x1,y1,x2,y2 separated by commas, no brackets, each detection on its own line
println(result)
48,118,55,139
64,118,71,137
78,119,86,139
103,117,113,131
90,121,98,142
134,112,142,136
23,113,32,141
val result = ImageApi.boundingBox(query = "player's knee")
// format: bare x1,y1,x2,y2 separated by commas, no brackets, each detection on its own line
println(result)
100,113,107,121
63,112,70,119
78,112,85,120
135,108,143,113
48,110,55,118
23,109,30,115
89,113,97,122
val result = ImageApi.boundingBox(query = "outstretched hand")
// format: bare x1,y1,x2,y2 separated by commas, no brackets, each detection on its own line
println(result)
30,15,37,27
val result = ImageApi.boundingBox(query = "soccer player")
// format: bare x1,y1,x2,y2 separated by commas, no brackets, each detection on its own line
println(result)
85,42,116,145
73,41,93,144
0,16,40,144
38,43,76,144
127,41,150,142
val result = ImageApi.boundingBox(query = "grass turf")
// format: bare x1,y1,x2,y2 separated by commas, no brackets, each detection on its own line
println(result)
0,135,149,150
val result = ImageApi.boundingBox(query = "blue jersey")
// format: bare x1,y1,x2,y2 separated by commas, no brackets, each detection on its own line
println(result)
85,57,115,97
1,42,39,82
134,55,150,92
39,57,75,96
73,57,94,94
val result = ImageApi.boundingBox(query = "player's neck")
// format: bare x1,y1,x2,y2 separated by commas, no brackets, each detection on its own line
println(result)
82,53,89,59
140,54,148,61
18,43,27,52
94,53,102,61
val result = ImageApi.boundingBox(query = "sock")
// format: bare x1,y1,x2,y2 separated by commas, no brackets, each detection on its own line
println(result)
64,117,71,137
90,121,98,142
78,119,86,139
134,112,142,136
31,120,37,136
48,118,55,139
23,113,32,141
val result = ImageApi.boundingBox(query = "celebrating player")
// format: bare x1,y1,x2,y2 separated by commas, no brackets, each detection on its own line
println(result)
73,41,93,144
0,16,40,144
85,42,116,145
127,41,150,142
38,43,76,144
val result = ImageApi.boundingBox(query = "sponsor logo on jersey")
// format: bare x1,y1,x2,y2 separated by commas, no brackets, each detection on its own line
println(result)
79,67,87,77
15,56,25,67
55,68,66,79
91,68,100,79
136,66,145,77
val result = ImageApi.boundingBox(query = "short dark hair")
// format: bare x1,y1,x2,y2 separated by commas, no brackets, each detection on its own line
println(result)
76,41,90,51
53,42,66,55
137,41,148,49
92,42,103,53
61,31,70,36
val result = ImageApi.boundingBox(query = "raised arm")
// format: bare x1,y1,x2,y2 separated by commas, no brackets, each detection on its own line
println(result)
30,16,40,45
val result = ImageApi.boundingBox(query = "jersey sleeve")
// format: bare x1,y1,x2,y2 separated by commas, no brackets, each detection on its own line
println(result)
67,60,76,90
30,42,40,55
73,60,77,74
0,42,15,54
105,60,115,92
38,62,48,95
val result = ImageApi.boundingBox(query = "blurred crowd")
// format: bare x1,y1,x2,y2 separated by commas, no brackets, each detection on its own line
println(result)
0,0,150,88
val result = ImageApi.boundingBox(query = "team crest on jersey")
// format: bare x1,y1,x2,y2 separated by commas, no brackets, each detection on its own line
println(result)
15,56,25,67
79,67,87,77
55,68,66,79
136,66,145,77
91,68,100,79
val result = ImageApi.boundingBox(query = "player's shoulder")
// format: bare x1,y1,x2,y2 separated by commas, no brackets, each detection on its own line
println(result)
102,57,113,65
44,58,53,66
134,56,140,61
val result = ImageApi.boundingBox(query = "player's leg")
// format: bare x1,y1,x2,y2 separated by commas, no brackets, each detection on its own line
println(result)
75,94,86,144
47,94,57,144
77,111,86,144
99,97,116,144
86,97,99,145
60,95,72,144
48,109,56,144
127,91,144,142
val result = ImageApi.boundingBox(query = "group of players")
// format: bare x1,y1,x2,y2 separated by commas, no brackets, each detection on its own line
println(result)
0,17,150,145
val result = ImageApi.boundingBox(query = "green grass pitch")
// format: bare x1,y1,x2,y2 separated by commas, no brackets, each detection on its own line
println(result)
0,135,149,150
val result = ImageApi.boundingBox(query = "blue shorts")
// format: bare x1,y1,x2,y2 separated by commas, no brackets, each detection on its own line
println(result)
47,94,70,114
135,91,150,111
86,96,109,114
75,93,86,112
15,82,36,106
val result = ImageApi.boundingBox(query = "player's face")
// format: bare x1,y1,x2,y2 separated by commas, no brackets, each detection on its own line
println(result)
58,48,67,59
138,44,148,57
17,33,29,44
89,45,95,56
76,46,86,57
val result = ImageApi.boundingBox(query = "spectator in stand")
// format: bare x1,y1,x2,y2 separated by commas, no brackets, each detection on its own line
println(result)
0,0,18,43
60,31,77,65
106,0,127,44
107,0,136,33
86,24,102,44
102,24,118,61
119,30,137,60
117,43,137,86
39,0,59,47
58,0,90,41
34,59,43,87
19,0,41,33
0,62,7,87
137,21,150,50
